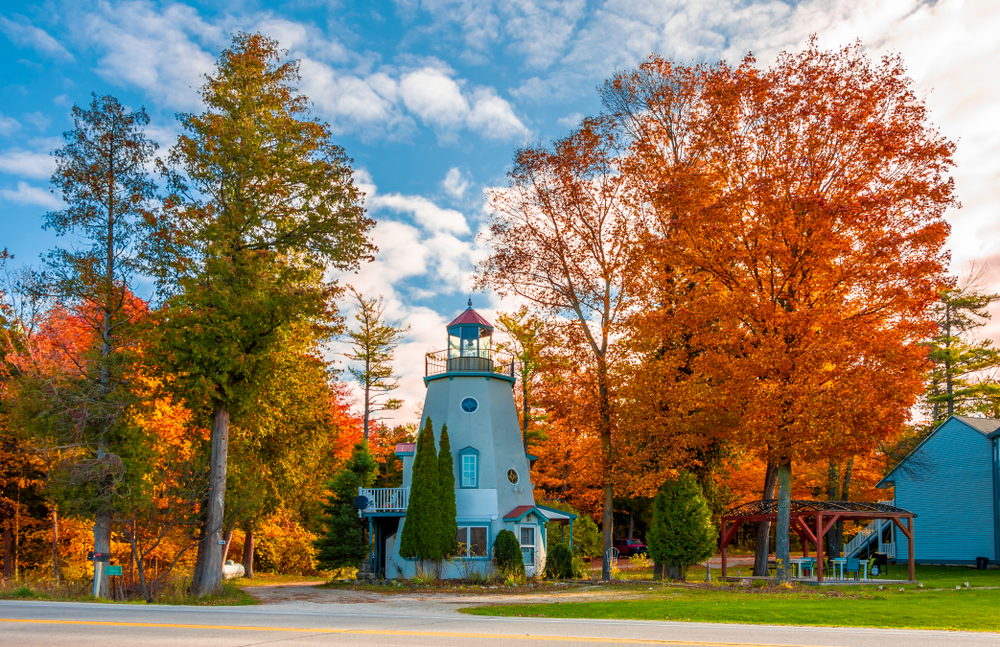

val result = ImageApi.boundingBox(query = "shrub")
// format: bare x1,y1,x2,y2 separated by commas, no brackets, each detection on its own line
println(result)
647,471,716,581
399,418,442,561
257,511,322,575
545,544,573,579
492,529,525,577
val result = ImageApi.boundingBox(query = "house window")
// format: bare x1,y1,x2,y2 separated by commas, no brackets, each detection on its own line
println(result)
456,525,489,558
520,525,536,565
459,447,479,488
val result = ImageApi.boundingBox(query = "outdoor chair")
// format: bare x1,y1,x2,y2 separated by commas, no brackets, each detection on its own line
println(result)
845,558,861,580
800,557,815,578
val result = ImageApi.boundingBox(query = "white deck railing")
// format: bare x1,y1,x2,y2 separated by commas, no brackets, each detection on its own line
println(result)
843,500,895,558
358,487,409,513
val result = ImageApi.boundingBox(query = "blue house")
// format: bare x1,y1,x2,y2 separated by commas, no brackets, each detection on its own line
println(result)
876,415,1000,566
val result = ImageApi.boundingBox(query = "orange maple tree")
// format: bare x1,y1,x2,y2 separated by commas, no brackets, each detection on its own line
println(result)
476,117,641,579
608,40,956,581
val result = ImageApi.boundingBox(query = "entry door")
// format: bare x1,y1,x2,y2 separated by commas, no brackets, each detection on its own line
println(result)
520,525,536,575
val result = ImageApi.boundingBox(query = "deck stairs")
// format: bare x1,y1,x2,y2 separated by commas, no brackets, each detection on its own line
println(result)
843,500,896,559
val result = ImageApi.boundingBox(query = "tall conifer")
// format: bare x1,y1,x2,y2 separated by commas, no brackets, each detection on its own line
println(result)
437,424,458,557
398,417,441,561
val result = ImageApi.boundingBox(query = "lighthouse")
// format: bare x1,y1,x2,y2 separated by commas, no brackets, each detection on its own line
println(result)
361,301,572,578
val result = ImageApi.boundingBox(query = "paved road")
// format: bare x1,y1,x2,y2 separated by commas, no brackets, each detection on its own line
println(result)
2,600,998,647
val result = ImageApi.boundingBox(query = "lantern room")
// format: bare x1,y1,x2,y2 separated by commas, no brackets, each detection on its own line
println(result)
447,299,494,359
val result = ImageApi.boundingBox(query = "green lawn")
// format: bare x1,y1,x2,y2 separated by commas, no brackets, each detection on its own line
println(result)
462,566,1000,632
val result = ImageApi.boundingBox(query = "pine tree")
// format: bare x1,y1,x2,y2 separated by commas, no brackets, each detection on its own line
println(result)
398,417,441,562
314,443,378,571
924,271,1000,423
647,472,716,581
437,424,458,557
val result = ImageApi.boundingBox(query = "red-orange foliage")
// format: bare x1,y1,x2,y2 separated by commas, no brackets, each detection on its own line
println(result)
609,40,955,579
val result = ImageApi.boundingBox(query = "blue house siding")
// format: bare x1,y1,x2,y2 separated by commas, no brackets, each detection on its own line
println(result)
885,418,996,564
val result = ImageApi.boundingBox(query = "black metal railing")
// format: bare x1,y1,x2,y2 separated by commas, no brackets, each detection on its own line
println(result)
425,349,516,378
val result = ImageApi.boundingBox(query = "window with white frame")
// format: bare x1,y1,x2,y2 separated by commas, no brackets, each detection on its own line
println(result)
459,447,478,488
456,525,489,558
520,525,536,565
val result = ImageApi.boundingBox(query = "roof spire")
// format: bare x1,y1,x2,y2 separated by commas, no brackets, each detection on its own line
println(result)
468,297,473,308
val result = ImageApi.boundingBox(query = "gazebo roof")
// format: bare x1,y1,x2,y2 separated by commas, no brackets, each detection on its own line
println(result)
723,499,915,518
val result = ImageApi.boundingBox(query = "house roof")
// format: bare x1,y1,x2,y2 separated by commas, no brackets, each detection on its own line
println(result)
876,414,1000,487
953,415,1000,437
394,442,416,456
503,505,550,523
536,504,576,523
448,307,493,329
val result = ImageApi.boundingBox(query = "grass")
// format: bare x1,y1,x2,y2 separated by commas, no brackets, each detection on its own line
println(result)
461,565,1000,632
0,578,257,606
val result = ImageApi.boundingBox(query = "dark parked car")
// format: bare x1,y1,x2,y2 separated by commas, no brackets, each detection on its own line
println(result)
613,539,647,557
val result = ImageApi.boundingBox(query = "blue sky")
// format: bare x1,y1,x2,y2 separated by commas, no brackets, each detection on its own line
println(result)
2,0,999,423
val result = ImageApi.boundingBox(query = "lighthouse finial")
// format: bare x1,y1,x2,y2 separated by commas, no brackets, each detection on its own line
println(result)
467,297,473,308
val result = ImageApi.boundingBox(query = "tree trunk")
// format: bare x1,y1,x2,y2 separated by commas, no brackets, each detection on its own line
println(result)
242,528,255,578
664,563,684,581
597,360,613,582
93,510,111,598
834,458,854,555
652,562,663,581
824,460,839,557
128,526,152,603
522,376,530,452
752,462,778,576
627,511,634,540
221,524,235,564
51,508,61,583
193,404,230,596
774,460,792,584
2,522,11,580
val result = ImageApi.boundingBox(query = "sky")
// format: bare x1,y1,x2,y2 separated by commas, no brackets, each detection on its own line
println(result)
1,0,998,426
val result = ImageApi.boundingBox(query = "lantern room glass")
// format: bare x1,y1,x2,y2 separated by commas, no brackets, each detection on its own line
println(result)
448,324,492,359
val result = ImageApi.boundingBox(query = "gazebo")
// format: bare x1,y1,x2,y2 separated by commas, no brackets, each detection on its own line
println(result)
720,500,917,582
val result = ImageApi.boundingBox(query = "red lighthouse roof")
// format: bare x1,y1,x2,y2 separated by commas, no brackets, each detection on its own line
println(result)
447,301,493,329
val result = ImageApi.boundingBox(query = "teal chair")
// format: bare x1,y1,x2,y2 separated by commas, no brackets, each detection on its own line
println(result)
801,557,815,578
845,558,861,580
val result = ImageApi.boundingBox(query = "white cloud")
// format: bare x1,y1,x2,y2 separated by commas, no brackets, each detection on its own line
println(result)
374,193,470,235
0,16,75,62
0,149,56,179
0,114,19,136
0,181,61,209
398,66,529,141
22,112,51,131
399,67,471,128
442,167,469,198
298,58,414,138
557,112,583,128
467,87,530,141
82,1,220,110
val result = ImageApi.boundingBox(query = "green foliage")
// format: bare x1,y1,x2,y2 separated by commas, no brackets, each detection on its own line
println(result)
923,274,1000,423
314,443,377,571
492,529,525,577
544,543,573,579
344,287,409,440
398,418,442,561
437,424,458,557
647,472,716,580
541,500,602,558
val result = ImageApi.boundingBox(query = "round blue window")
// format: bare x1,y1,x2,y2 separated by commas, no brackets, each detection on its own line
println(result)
461,397,478,413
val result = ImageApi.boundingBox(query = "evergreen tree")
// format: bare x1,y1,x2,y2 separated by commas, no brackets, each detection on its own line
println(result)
437,424,458,557
647,472,715,581
314,443,377,571
398,417,442,561
924,270,1000,423
151,32,374,596
344,287,409,441
42,93,158,597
